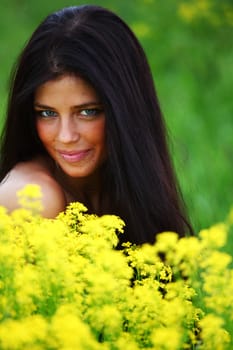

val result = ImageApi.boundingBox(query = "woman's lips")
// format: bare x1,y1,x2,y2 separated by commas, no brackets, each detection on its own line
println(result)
58,149,91,163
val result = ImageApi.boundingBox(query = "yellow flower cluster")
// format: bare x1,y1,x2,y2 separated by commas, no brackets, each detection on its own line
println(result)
0,185,232,349
178,0,233,26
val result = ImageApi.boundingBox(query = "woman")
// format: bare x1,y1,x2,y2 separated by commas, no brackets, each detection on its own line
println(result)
0,5,192,244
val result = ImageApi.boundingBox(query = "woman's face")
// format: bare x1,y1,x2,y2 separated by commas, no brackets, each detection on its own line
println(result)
34,74,106,179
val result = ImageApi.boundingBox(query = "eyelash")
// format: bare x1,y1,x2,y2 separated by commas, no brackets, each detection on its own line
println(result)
35,108,103,119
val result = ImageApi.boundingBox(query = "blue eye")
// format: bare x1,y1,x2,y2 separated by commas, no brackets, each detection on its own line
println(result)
36,110,57,118
80,108,102,117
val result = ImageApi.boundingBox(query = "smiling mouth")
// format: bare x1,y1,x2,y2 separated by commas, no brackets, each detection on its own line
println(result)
58,149,91,163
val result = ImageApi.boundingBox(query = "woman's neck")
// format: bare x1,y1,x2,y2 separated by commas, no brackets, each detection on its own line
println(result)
54,164,107,215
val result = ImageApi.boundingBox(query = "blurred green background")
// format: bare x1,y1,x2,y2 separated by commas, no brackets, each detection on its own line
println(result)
0,0,232,233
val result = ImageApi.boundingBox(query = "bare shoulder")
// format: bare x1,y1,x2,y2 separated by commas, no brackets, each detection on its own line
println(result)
0,158,66,218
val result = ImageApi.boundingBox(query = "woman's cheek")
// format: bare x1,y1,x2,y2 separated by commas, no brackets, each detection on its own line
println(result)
36,121,55,144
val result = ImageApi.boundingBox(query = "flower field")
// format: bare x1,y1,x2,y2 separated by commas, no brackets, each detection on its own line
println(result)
0,185,233,349
1,0,233,235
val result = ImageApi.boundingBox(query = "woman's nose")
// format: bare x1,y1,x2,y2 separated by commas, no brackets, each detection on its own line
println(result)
57,118,80,143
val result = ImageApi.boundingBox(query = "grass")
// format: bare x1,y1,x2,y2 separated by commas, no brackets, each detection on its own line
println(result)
0,0,232,235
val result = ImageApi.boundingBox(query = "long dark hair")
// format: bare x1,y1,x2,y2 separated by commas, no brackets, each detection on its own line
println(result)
0,5,193,244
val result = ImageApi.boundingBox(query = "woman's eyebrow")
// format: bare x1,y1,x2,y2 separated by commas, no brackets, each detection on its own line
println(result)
73,102,103,108
34,102,103,109
34,103,55,109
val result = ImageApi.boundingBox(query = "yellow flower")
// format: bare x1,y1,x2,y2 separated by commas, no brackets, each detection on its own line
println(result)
48,305,102,350
0,316,47,349
178,3,197,22
17,184,43,214
199,223,228,249
199,314,231,349
131,22,151,39
152,327,182,350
